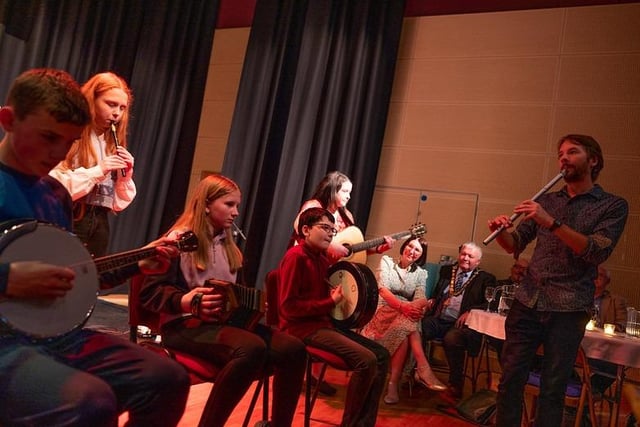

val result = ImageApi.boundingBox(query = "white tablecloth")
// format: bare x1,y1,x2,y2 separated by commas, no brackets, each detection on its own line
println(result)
465,309,640,368
582,329,640,369
465,309,505,340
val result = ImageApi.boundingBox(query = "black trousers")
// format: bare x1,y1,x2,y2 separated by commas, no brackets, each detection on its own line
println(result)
162,318,306,427
74,205,110,258
421,315,482,390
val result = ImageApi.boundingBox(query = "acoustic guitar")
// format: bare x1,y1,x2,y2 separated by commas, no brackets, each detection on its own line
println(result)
333,223,426,264
0,219,198,341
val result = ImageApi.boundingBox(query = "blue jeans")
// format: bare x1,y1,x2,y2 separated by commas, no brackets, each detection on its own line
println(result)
495,300,589,427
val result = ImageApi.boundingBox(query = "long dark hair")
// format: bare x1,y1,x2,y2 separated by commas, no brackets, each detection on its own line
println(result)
310,171,354,227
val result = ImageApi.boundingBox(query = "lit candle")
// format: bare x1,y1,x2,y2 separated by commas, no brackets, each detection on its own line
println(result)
604,323,615,335
585,319,596,331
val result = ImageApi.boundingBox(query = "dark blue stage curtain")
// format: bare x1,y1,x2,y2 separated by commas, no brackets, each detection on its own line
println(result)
0,0,219,255
222,0,406,287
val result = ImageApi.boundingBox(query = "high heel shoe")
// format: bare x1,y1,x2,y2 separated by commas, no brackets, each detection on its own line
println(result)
414,365,447,392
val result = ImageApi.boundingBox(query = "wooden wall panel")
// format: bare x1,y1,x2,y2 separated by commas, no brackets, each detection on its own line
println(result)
557,54,640,104
209,28,250,64
563,4,640,53
391,148,553,201
597,158,640,210
203,64,244,101
411,10,564,57
401,104,552,151
407,57,559,103
196,101,234,139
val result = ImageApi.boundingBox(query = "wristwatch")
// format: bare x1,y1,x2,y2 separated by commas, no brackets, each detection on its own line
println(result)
548,218,562,232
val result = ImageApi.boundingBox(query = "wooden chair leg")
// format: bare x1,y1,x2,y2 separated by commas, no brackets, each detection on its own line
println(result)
304,356,313,427
262,375,269,423
305,357,333,427
463,351,478,393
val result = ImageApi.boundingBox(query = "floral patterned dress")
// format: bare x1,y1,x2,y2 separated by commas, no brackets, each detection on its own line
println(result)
361,255,427,355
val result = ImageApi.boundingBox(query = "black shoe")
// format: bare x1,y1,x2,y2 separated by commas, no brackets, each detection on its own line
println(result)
309,376,337,396
626,413,637,427
440,386,462,406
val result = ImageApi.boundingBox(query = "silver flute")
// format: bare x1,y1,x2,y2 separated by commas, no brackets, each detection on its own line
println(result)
482,169,566,246
110,122,127,177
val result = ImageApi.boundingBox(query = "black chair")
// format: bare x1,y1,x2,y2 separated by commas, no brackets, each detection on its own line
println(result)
523,346,598,427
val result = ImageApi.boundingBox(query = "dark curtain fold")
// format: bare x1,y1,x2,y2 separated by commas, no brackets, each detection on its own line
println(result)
0,0,219,252
223,0,405,287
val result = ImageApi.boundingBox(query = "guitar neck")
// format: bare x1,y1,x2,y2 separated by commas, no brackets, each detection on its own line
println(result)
349,230,413,254
94,247,158,274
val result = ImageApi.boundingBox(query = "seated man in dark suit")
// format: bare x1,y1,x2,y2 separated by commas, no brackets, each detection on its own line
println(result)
491,257,529,312
488,257,530,361
590,265,628,395
421,242,496,400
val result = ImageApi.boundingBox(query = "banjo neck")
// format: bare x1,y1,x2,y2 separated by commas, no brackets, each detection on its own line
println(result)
92,231,198,274
95,246,162,273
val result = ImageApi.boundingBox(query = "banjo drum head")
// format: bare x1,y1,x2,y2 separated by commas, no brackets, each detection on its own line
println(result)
0,221,98,340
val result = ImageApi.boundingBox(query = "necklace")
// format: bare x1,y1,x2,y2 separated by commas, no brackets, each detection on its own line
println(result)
447,264,480,297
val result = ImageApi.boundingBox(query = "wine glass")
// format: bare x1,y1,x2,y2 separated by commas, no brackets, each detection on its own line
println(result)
484,287,496,312
591,304,600,328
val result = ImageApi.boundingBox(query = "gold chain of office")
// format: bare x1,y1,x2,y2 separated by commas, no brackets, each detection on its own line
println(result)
448,264,480,297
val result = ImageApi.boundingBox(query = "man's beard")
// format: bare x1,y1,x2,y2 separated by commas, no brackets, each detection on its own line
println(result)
563,162,590,182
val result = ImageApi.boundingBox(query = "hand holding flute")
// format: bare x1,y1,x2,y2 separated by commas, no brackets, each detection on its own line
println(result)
483,170,566,245
110,122,128,177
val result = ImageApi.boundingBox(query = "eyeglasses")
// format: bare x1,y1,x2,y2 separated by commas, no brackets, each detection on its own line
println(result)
314,223,338,236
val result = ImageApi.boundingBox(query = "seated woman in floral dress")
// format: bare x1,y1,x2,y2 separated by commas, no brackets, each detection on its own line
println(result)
361,237,446,404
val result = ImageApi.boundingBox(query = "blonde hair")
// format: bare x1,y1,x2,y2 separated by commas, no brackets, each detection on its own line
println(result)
61,72,132,169
170,174,243,273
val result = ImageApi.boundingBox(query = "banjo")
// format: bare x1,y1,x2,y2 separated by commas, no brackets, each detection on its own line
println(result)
0,219,197,341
